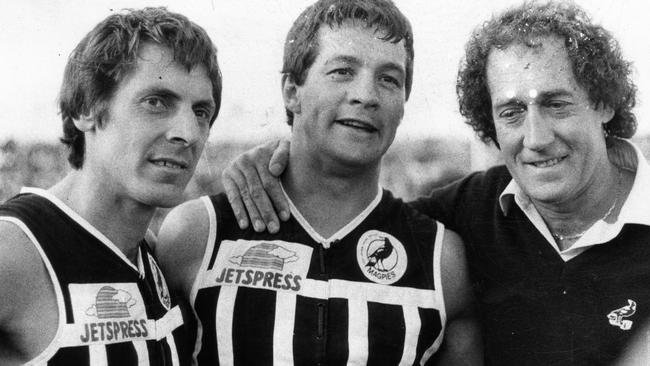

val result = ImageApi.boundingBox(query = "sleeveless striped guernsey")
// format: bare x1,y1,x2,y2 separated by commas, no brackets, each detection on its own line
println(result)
191,190,446,365
0,188,186,366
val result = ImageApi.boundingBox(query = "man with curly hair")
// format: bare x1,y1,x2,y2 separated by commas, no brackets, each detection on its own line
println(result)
0,7,221,366
221,1,647,364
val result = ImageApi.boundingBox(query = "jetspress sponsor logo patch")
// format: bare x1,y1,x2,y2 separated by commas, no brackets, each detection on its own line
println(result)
206,240,312,293
69,283,149,345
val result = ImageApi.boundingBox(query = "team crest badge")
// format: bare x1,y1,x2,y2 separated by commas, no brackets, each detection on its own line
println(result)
356,230,407,284
607,299,637,330
148,253,171,310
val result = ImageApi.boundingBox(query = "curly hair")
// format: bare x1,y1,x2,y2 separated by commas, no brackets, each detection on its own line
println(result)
59,7,222,169
282,0,414,125
456,1,637,146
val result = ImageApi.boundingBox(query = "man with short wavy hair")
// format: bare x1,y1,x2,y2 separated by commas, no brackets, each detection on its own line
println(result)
222,1,648,365
0,7,221,365
157,0,481,364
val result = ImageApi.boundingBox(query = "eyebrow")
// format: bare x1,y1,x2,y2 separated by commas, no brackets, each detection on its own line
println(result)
493,89,575,109
140,86,216,111
194,99,217,114
538,89,574,100
325,55,405,75
324,55,362,67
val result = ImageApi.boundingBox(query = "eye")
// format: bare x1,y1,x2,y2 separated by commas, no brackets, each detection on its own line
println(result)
379,74,401,88
498,106,525,120
193,108,212,124
543,100,572,118
546,100,570,109
142,96,167,112
328,68,353,79
333,68,351,75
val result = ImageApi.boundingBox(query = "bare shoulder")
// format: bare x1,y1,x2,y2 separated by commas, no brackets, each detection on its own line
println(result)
156,198,212,298
439,228,473,319
436,228,483,365
0,219,58,362
0,220,46,319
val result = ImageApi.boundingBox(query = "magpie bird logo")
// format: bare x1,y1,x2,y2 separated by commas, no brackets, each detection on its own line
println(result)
365,237,396,271
607,299,637,330
357,231,406,284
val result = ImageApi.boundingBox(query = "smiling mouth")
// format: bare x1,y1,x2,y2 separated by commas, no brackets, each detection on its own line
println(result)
336,119,378,133
150,159,188,170
527,156,566,168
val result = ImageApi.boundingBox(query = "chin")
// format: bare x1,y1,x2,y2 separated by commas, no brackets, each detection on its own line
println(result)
337,150,383,167
135,185,187,208
525,185,569,205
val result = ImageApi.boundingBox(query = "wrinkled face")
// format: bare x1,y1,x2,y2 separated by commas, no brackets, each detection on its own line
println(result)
287,21,407,168
487,36,614,205
83,42,215,208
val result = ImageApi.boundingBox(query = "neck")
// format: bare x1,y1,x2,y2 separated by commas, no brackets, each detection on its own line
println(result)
283,149,380,238
534,162,634,250
49,171,155,263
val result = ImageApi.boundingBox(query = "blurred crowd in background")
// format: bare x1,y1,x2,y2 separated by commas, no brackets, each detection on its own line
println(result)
3,135,650,230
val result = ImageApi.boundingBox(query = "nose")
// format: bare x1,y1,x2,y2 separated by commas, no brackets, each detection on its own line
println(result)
522,107,554,151
348,72,379,110
166,108,204,146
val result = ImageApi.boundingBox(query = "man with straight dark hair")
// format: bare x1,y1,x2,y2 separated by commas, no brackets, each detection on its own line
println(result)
0,7,221,365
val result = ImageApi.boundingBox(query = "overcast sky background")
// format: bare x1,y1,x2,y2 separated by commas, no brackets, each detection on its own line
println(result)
0,0,647,143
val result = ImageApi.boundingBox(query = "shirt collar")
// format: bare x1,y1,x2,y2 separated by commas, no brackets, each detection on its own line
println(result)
498,139,650,226
617,140,650,225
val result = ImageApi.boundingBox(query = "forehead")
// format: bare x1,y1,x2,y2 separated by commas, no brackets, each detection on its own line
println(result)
313,21,407,68
486,36,584,99
116,42,213,102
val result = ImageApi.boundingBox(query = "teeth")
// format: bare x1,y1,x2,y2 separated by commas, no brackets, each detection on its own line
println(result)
154,161,183,169
338,120,376,131
532,157,562,168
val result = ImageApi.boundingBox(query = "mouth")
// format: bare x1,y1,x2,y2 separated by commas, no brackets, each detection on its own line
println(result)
335,119,378,133
526,155,567,168
149,158,189,170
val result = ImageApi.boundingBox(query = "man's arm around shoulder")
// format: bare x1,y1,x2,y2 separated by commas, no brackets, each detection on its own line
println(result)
435,228,483,365
156,198,212,300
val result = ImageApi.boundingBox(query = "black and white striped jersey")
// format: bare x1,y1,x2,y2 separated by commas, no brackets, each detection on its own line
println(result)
192,190,446,365
0,188,186,366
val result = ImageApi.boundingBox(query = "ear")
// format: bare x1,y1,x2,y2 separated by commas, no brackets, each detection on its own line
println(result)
73,112,98,132
597,103,615,124
282,74,301,115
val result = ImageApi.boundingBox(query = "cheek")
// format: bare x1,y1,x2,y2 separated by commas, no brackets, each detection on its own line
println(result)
195,136,209,157
386,97,405,116
494,127,519,156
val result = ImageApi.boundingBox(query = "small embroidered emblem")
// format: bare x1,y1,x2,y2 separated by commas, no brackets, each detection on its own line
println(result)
356,230,407,285
607,299,637,330
148,253,172,310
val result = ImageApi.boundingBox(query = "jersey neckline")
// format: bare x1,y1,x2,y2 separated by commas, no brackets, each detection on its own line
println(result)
279,183,383,248
20,187,146,276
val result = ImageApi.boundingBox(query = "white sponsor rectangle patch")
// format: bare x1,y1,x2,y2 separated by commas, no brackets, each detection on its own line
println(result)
201,239,313,293
66,283,150,346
